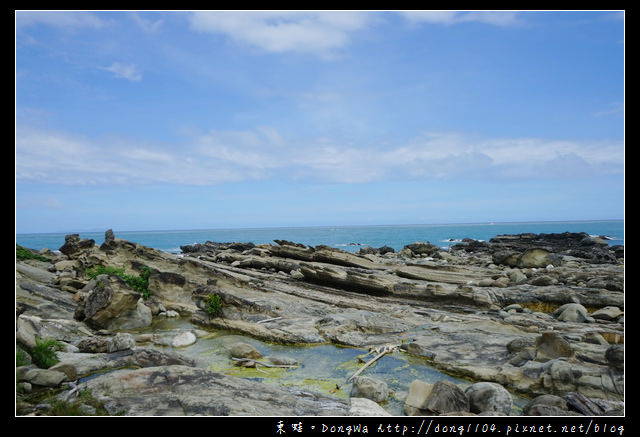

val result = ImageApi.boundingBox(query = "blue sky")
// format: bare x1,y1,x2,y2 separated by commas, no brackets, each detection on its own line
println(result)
15,11,624,233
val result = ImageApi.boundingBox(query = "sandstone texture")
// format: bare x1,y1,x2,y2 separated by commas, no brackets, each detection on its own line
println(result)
15,230,624,416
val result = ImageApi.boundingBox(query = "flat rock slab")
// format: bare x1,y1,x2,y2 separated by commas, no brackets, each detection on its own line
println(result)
81,365,349,416
16,262,56,284
21,368,67,387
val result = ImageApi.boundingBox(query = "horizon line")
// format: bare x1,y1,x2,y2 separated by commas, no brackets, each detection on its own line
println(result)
15,218,624,236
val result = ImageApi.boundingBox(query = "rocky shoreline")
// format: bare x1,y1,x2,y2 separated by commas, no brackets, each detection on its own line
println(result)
16,230,624,416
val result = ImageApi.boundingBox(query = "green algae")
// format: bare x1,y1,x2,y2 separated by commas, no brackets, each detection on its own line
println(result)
138,317,530,415
225,364,290,379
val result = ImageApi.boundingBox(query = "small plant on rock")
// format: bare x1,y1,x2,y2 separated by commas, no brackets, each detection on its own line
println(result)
86,264,152,299
46,389,110,416
85,265,126,278
124,266,152,299
16,244,51,262
31,337,64,369
206,294,223,316
16,349,30,367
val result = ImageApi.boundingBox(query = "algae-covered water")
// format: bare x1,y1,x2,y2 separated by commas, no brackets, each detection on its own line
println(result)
138,317,527,416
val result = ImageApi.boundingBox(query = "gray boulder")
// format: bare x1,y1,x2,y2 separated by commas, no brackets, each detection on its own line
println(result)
422,380,470,415
465,382,513,415
403,242,440,256
59,234,95,258
564,392,605,416
506,337,536,353
403,379,433,416
79,274,152,331
350,376,389,403
591,306,623,321
530,275,556,286
230,342,262,360
492,251,520,267
109,333,137,352
518,248,557,268
267,356,298,366
16,314,41,349
105,229,115,243
77,333,136,353
349,398,391,416
21,368,67,387
553,303,594,323
523,394,580,416
605,345,624,370
171,331,197,348
535,332,575,362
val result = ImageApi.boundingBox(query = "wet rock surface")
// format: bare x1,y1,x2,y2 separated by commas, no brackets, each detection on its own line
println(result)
15,230,624,416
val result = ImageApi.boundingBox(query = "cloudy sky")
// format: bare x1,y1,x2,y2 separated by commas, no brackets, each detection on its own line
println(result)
15,11,624,233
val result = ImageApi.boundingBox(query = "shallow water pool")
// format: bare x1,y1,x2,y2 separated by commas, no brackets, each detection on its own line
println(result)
134,317,527,416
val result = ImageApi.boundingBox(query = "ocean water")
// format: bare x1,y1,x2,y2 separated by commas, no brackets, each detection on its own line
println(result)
16,220,623,254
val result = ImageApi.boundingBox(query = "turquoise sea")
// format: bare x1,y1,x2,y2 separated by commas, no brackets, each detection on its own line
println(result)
16,220,624,254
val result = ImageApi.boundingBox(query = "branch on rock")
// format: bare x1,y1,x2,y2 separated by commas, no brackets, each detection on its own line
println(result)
256,316,284,324
59,381,79,402
231,357,298,368
346,344,399,383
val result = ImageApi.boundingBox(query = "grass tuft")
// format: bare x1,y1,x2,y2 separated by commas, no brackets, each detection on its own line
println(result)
86,265,152,299
16,244,51,262
206,294,223,316
31,338,64,369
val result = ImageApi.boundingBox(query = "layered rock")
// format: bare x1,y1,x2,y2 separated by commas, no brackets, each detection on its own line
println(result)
15,229,624,416
81,365,349,416
59,234,95,258
452,232,620,264
75,274,152,331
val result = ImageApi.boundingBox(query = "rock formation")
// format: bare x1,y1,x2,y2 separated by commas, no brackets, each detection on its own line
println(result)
15,229,624,416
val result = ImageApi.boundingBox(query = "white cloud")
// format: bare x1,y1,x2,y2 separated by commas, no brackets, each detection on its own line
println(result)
130,12,164,32
15,11,107,29
398,10,521,27
593,102,624,118
15,125,623,186
101,62,142,82
398,11,460,25
16,197,64,210
185,10,519,58
389,132,623,179
195,128,282,170
188,11,371,57
122,148,173,163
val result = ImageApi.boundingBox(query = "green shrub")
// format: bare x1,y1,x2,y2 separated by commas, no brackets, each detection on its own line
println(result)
86,265,125,278
16,349,30,367
16,244,51,262
47,389,110,416
86,265,152,299
206,294,223,316
31,338,64,369
123,266,152,299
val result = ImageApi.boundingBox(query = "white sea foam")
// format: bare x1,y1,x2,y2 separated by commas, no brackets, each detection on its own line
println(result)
589,234,621,241
441,238,485,243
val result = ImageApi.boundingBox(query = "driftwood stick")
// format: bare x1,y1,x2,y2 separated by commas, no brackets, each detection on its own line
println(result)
60,381,79,401
346,344,399,383
254,365,269,375
346,350,387,383
256,317,284,324
231,357,298,368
